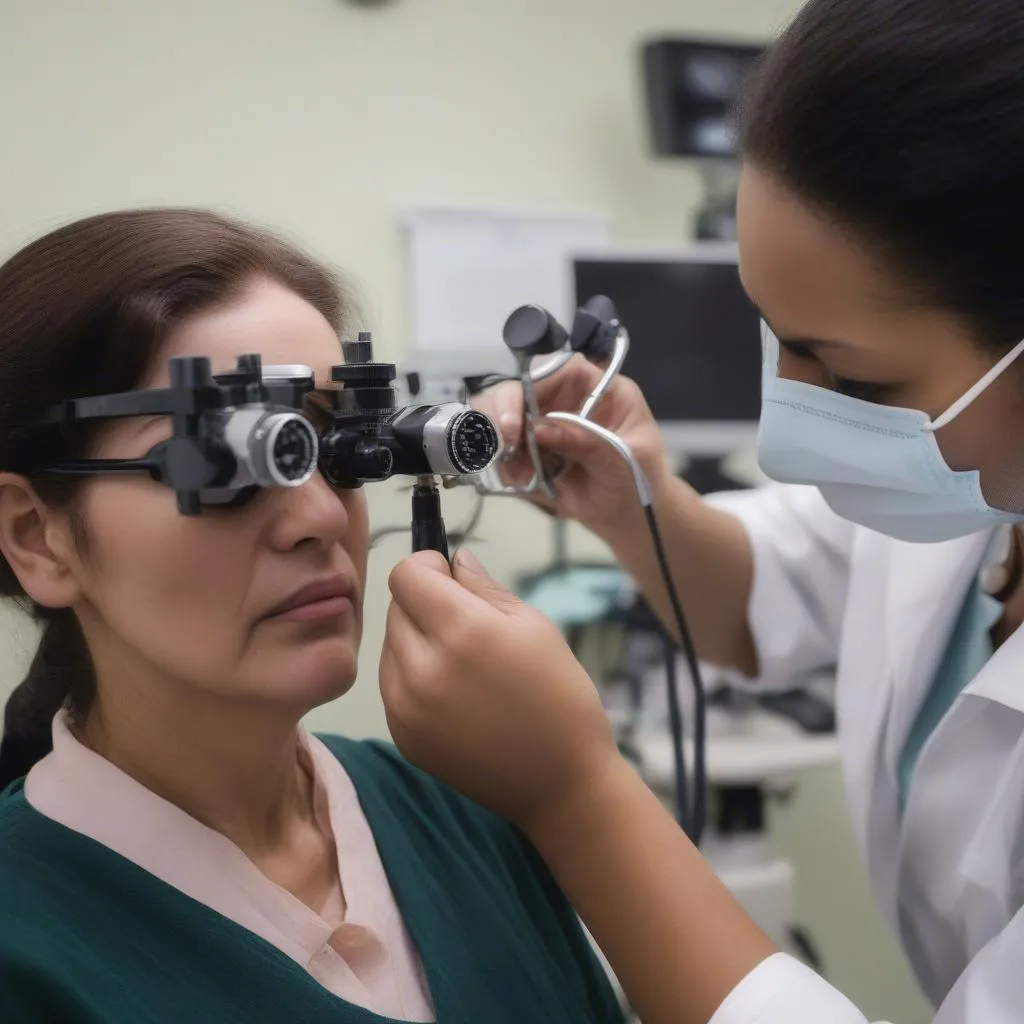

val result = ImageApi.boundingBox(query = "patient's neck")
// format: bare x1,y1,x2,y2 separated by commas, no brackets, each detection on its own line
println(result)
78,671,317,861
78,677,341,913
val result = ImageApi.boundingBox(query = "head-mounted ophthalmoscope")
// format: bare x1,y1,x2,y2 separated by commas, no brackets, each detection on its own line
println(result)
35,338,503,533
38,353,319,515
316,333,502,560
317,333,501,489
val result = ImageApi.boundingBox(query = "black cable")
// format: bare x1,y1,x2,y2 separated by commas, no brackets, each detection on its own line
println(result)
643,503,707,846
449,490,486,561
463,373,516,395
370,488,485,554
787,925,825,975
369,524,412,550
663,630,691,834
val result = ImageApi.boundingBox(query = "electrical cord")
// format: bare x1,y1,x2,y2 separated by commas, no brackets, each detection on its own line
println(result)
662,628,691,836
463,373,516,395
643,503,707,845
449,489,486,561
369,489,486,554
542,411,708,845
369,524,412,550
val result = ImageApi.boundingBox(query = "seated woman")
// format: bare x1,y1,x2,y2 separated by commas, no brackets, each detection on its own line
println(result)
0,209,623,1024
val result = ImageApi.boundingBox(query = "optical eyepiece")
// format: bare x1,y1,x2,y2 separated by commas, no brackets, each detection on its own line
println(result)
224,408,319,489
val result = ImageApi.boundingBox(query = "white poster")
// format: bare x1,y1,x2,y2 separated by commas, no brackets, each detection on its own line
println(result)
403,206,609,370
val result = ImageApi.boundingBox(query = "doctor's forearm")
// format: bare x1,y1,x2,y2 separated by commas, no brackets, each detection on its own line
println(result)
595,473,758,676
524,757,777,1024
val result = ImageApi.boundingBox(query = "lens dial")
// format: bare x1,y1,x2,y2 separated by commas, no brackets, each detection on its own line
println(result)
268,415,318,484
446,410,500,474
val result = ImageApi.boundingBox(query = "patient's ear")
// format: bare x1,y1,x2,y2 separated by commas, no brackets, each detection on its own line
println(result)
0,473,82,608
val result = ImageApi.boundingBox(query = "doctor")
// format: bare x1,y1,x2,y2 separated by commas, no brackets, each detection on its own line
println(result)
379,1,1024,1022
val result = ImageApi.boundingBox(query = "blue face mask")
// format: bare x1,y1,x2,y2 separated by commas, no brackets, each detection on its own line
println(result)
757,323,1024,543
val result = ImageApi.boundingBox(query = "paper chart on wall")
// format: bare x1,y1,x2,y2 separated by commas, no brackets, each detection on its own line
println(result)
403,207,610,371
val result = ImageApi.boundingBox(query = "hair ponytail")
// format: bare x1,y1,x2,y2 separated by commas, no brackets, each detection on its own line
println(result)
0,608,93,789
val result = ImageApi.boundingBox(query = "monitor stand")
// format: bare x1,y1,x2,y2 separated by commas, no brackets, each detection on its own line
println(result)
680,454,748,496
693,161,740,242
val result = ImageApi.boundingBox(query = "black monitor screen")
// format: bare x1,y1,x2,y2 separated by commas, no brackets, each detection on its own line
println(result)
642,40,765,158
573,257,762,424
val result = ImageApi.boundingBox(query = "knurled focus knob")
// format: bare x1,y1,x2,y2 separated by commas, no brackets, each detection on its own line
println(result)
331,361,397,385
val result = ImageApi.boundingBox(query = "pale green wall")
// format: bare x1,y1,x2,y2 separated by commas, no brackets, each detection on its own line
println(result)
0,1,929,1020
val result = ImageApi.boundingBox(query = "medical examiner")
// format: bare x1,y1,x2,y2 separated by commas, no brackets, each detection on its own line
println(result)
378,2,1024,1023
0,209,624,1024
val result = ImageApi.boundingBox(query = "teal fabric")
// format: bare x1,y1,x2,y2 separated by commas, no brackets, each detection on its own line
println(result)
0,735,625,1024
518,567,629,628
898,580,1002,813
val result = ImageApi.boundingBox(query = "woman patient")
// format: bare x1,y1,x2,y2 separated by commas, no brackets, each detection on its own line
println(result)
0,209,623,1024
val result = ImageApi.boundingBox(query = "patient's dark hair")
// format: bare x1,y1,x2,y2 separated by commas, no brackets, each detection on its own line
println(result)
0,209,346,788
738,0,1024,353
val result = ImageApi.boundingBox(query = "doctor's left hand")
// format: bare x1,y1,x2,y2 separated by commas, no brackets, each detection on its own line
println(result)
379,548,619,831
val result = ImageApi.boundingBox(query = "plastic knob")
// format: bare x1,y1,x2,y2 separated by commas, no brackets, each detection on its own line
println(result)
570,294,620,358
343,332,375,364
352,441,394,481
502,305,569,357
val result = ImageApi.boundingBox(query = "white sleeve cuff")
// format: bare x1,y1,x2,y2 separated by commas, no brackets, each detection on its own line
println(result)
709,954,881,1024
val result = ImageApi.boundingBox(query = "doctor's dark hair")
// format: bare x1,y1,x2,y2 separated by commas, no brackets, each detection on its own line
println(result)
0,209,346,788
739,0,1024,352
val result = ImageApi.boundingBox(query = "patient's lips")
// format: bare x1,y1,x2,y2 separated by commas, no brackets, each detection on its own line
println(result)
266,575,355,623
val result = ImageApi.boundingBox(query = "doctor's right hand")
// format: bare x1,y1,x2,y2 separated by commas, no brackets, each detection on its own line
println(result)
380,549,622,832
474,357,674,539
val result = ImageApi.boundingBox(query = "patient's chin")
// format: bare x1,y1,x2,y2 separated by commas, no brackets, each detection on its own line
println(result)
241,641,360,712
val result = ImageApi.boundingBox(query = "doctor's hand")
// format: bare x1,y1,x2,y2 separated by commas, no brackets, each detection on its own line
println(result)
381,552,789,1024
474,356,674,540
379,548,620,831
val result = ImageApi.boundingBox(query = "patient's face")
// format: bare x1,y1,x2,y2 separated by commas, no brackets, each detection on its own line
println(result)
67,277,369,714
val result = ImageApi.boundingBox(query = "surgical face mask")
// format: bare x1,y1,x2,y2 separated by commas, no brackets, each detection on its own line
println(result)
756,323,1024,543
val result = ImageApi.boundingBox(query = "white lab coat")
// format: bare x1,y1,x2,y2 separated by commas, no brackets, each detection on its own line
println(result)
704,483,1024,1024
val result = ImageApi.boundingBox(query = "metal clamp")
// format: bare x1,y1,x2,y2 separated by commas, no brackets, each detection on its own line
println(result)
472,323,631,501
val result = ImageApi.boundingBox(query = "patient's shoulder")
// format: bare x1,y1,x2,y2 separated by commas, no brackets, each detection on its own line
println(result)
315,733,584,934
316,734,624,1022
316,733,490,814
315,733,530,858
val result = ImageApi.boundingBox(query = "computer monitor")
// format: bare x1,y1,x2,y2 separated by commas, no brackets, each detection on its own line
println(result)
642,39,765,159
572,244,762,474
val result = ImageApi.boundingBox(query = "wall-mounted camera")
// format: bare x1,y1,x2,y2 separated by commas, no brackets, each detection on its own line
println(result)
641,38,766,241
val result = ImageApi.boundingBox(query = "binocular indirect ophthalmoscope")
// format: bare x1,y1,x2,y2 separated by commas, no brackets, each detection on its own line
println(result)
317,333,501,556
36,336,503,560
33,293,632,560
35,294,626,560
